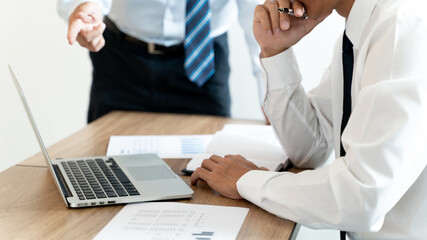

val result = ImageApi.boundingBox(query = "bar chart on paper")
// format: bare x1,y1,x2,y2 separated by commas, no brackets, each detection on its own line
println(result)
94,202,249,240
181,137,206,155
192,231,215,239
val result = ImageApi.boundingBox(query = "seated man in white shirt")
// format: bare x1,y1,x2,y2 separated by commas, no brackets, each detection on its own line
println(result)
57,0,263,123
191,0,427,239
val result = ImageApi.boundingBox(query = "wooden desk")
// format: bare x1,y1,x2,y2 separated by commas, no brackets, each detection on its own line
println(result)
1,111,299,239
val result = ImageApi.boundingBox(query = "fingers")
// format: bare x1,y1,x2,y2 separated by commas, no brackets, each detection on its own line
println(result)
68,19,85,45
254,5,273,36
77,35,105,52
190,167,211,185
201,157,218,171
209,155,224,163
80,22,105,43
68,14,100,45
224,154,244,160
266,0,280,35
76,11,96,24
68,11,97,45
255,0,297,36
191,155,221,185
197,154,260,176
200,155,245,172
291,0,305,17
92,35,106,52
67,2,103,46
75,23,106,52
277,0,290,30
73,2,103,24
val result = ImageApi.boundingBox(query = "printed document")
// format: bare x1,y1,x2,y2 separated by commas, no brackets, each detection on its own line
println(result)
107,135,213,158
94,202,249,240
221,124,280,146
185,124,288,172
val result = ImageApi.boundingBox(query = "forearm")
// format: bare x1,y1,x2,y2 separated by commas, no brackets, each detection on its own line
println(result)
237,161,385,231
239,74,427,232
261,49,332,168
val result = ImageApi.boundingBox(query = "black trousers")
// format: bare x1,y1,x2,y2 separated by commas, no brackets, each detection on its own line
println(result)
88,25,231,123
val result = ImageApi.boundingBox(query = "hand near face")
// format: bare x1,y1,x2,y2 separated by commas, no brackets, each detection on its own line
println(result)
253,0,329,58
191,155,268,199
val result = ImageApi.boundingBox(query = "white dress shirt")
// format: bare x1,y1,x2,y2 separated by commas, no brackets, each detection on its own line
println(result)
57,0,264,99
237,0,427,239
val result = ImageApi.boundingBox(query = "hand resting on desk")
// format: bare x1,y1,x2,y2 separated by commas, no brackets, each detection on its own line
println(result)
191,154,268,199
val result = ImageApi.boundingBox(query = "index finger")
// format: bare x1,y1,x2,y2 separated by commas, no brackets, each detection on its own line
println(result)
68,19,85,45
209,155,225,163
277,0,291,30
190,167,212,185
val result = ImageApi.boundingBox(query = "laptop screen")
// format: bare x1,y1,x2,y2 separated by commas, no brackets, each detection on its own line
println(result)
9,65,68,206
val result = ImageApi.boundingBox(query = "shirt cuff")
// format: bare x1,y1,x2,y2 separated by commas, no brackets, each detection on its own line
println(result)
237,170,293,205
65,0,110,21
260,48,302,92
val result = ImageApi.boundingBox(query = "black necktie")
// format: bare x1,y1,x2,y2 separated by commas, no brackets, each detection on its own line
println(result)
340,32,354,156
340,31,354,240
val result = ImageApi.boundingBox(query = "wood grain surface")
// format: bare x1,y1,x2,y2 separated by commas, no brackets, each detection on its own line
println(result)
1,111,297,240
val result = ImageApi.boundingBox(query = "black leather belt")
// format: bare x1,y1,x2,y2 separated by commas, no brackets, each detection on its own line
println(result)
104,17,184,55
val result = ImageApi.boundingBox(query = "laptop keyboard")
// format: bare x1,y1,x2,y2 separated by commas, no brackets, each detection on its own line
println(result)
61,158,140,200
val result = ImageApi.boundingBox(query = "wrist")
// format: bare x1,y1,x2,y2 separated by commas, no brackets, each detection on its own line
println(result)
261,46,289,58
69,1,103,24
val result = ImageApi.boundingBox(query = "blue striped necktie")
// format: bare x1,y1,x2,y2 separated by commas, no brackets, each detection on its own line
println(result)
184,0,215,87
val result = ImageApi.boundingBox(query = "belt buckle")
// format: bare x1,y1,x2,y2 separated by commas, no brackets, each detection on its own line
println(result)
147,43,164,55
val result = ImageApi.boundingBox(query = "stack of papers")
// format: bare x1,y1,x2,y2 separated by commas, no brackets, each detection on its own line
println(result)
185,130,288,172
106,124,288,171
221,124,280,146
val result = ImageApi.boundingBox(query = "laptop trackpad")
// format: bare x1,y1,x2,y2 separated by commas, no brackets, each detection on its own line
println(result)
127,165,176,181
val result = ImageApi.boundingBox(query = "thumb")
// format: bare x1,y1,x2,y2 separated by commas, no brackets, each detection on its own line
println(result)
76,11,95,24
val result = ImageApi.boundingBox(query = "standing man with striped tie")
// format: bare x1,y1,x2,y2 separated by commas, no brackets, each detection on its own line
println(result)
191,0,427,239
57,0,263,123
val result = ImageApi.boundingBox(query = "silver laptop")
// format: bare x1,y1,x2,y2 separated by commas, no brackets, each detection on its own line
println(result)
9,65,193,208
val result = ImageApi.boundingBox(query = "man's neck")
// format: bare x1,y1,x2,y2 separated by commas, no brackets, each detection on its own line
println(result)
336,0,356,18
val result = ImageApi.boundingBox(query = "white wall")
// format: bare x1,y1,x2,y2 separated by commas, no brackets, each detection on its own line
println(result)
0,1,345,239
0,0,91,173
229,11,344,120
0,1,344,175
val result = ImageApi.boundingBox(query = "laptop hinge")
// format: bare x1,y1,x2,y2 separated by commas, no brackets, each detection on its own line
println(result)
53,165,72,198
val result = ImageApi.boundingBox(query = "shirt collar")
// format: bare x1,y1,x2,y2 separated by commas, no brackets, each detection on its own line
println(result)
345,0,378,49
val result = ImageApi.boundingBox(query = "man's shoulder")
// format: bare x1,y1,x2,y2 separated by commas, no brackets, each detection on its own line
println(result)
376,0,426,20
